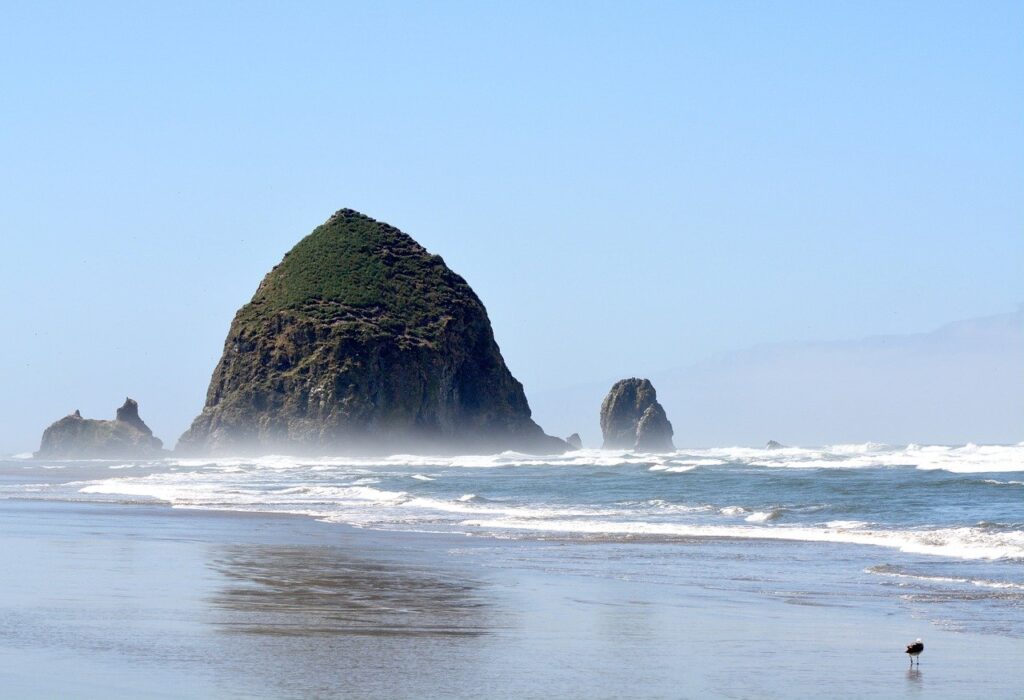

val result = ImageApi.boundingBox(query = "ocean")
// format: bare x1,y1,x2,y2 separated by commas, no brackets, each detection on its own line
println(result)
3,442,1023,642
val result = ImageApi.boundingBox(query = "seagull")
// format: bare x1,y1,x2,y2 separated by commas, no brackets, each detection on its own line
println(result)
905,638,924,666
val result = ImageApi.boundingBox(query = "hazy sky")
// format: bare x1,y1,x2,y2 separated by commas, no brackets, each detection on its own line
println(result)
532,307,1024,448
1,2,1021,453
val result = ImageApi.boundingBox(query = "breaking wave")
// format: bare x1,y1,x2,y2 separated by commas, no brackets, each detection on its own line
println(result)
458,518,1024,561
52,469,1024,560
2,440,1021,563
866,564,1024,590
150,442,1024,473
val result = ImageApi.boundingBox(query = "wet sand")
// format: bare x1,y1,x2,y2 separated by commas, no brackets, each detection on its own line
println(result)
1,499,1021,699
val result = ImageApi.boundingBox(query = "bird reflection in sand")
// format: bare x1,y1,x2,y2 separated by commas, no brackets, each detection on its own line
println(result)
208,544,490,637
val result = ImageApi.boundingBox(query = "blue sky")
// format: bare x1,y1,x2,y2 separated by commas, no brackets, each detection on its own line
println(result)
1,2,1021,452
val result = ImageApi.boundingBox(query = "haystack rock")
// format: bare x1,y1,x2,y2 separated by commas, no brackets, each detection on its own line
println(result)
177,208,566,456
600,378,674,452
36,398,164,458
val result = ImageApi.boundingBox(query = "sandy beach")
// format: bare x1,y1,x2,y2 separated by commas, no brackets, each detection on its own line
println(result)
0,498,1021,699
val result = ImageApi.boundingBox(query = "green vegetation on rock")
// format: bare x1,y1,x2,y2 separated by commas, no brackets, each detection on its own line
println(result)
236,210,467,342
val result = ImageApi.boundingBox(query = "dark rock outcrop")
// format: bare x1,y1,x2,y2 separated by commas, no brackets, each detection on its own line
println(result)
565,433,583,450
600,378,674,452
116,398,154,436
765,440,785,450
37,398,164,458
178,209,566,456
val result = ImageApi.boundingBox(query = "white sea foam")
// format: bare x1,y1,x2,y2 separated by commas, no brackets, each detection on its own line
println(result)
710,442,1024,473
411,474,435,481
79,479,412,507
458,518,1024,560
866,566,1024,591
825,520,871,529
649,465,698,473
74,475,625,524
150,442,1024,474
640,500,713,514
744,510,780,523
79,481,196,503
649,458,723,473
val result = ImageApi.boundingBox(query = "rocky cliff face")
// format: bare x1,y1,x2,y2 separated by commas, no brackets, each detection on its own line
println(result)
600,378,674,452
37,398,164,458
178,209,565,456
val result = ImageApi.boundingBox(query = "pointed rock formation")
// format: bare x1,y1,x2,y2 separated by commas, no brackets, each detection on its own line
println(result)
565,433,583,450
178,209,566,456
36,398,164,458
600,378,674,452
116,397,154,436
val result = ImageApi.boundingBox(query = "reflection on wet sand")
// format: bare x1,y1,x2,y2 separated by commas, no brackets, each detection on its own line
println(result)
208,544,490,637
203,543,498,697
905,666,923,694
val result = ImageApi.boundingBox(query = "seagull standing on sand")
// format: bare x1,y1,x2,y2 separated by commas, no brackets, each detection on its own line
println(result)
905,638,924,666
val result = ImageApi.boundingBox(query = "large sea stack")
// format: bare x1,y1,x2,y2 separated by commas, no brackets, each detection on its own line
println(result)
600,378,675,452
178,209,566,456
37,398,164,458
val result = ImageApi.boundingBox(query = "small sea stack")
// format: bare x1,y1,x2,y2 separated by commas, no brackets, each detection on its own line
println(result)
600,378,674,452
36,398,164,458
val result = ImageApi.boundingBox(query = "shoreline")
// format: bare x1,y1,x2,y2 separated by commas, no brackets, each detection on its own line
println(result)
8,487,1023,565
2,498,1024,698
